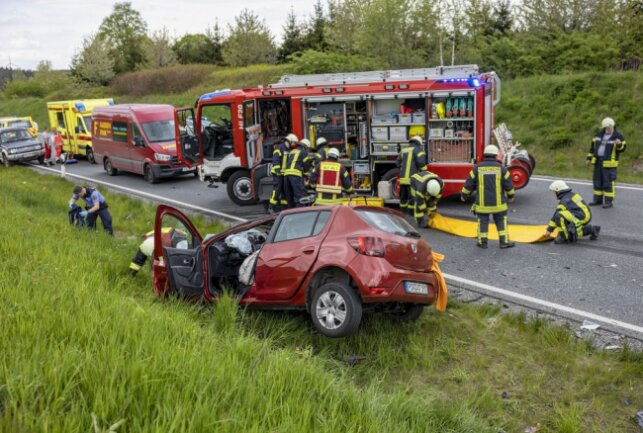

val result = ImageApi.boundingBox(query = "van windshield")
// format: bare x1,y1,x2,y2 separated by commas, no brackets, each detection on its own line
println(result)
141,120,175,143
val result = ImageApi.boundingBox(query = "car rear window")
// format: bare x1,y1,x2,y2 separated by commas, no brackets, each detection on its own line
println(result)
355,210,420,238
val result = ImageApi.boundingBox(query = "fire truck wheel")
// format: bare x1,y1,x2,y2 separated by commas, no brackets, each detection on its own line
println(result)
381,168,400,199
227,170,257,206
104,158,118,176
508,165,530,190
86,147,96,164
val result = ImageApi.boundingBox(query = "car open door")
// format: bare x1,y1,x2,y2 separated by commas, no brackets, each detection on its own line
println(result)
174,107,202,167
252,163,273,202
154,205,204,299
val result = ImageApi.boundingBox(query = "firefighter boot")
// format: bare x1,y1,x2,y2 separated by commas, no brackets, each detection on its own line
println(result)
554,234,567,244
476,240,488,249
499,241,516,249
602,200,613,209
589,225,601,240
589,196,603,206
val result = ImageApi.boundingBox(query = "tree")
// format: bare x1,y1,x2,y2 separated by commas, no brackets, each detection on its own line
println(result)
326,0,371,54
98,2,148,73
278,8,307,62
141,28,177,69
71,33,115,85
304,0,328,51
222,9,277,67
205,22,224,64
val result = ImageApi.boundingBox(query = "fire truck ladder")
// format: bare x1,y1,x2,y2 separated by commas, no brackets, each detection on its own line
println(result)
271,65,481,88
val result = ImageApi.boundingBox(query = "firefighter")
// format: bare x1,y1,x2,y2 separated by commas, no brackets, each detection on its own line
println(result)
283,136,309,208
543,180,600,244
314,137,330,162
460,145,515,249
299,138,316,178
309,148,354,205
410,167,444,227
129,227,188,276
586,117,626,208
69,185,113,236
396,136,427,214
268,133,297,214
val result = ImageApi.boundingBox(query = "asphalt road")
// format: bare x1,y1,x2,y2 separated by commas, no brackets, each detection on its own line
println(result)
31,161,643,329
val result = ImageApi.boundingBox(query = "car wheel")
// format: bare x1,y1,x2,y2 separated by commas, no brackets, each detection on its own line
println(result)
144,164,159,184
311,282,362,338
104,158,118,176
226,170,257,206
3,154,12,168
86,147,96,164
386,303,425,322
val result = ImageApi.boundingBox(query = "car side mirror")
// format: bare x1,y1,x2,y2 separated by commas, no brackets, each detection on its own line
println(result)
134,136,144,147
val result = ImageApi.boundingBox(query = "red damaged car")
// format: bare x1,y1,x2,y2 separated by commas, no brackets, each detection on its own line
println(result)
153,204,437,337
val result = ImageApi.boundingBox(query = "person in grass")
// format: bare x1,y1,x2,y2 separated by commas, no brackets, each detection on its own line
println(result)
69,185,113,236
129,228,188,276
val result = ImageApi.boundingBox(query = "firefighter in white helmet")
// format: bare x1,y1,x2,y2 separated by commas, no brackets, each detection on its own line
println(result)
410,165,444,227
461,145,516,249
268,133,297,213
396,135,427,214
586,117,626,208
309,147,353,205
544,180,600,243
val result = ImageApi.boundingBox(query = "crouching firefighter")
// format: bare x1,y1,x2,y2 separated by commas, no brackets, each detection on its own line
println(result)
544,180,600,244
268,134,296,214
461,145,516,249
411,168,443,227
129,227,188,276
309,148,354,205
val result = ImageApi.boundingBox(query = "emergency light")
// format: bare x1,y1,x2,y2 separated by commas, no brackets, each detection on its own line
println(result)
75,103,86,112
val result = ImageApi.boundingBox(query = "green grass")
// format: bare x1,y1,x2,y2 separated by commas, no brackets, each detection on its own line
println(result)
1,167,641,432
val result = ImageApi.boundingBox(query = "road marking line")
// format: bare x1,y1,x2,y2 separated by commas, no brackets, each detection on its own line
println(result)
443,272,643,335
31,164,248,223
531,176,643,192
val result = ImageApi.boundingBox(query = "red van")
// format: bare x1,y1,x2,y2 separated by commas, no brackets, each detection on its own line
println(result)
92,104,194,183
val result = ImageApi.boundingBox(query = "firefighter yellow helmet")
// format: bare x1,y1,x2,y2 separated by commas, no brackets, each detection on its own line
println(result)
316,137,327,147
327,148,340,160
285,133,299,143
427,179,441,197
409,125,425,137
299,138,311,148
483,145,499,156
549,180,571,193
601,117,615,128
409,135,423,146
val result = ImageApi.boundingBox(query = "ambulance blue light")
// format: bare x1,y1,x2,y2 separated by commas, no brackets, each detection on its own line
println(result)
198,89,232,101
107,99,114,105
75,103,86,112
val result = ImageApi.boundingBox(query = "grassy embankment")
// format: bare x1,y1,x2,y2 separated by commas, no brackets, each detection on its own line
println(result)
0,167,641,432
0,65,641,183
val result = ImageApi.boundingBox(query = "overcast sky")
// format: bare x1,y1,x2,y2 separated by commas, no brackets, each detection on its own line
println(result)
0,0,320,70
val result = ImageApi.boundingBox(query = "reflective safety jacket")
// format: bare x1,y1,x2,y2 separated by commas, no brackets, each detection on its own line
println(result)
284,146,309,177
309,160,353,204
396,143,426,185
411,170,444,218
461,157,515,213
546,191,591,233
271,142,289,176
587,129,626,168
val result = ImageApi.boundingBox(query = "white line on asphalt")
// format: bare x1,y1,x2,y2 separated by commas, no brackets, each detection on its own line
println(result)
443,273,643,335
32,164,248,223
531,176,643,192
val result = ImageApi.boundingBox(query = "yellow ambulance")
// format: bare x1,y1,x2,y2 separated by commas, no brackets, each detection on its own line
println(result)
47,99,114,163
0,116,39,137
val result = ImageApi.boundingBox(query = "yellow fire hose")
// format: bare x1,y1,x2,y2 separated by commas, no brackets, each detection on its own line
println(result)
432,252,448,312
428,213,555,243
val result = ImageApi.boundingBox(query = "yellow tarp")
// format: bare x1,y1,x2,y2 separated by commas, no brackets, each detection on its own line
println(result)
432,252,448,312
428,213,555,243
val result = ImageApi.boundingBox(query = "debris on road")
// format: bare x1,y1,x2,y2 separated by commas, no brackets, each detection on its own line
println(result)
580,320,601,331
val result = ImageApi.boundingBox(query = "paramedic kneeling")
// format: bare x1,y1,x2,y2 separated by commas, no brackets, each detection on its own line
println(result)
69,185,113,236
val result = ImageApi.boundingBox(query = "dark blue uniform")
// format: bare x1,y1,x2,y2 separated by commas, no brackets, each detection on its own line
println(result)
587,129,626,206
75,188,113,235
269,142,289,210
284,146,309,208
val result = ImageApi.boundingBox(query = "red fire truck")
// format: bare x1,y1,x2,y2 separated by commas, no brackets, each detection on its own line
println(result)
174,65,535,206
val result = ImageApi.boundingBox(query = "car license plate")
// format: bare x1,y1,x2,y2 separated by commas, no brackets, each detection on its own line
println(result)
182,167,191,172
404,281,428,295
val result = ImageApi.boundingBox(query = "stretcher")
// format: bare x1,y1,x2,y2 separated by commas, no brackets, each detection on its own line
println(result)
428,213,555,243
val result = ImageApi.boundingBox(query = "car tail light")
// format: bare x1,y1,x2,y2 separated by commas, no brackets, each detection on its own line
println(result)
347,236,385,257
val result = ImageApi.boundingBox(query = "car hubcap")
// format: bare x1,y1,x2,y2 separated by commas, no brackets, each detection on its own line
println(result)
234,177,252,201
315,291,347,330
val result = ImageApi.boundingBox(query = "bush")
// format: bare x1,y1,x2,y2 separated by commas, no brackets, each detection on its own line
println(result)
3,70,74,99
290,50,380,74
112,64,216,96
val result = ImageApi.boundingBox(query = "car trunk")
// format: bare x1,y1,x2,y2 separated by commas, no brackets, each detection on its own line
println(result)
384,237,432,272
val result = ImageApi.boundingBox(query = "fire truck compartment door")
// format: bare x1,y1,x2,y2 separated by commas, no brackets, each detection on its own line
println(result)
174,107,202,168
253,163,273,202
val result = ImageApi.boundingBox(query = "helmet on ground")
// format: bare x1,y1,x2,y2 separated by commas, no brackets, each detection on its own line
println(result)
409,135,423,146
427,179,441,197
549,180,571,193
285,133,299,144
483,145,499,156
316,137,327,147
299,138,311,148
327,148,340,160
601,117,615,128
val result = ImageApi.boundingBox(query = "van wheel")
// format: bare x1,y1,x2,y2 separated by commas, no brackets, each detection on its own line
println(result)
386,304,425,322
104,158,118,176
227,170,257,206
310,282,362,338
86,148,96,164
144,165,159,184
